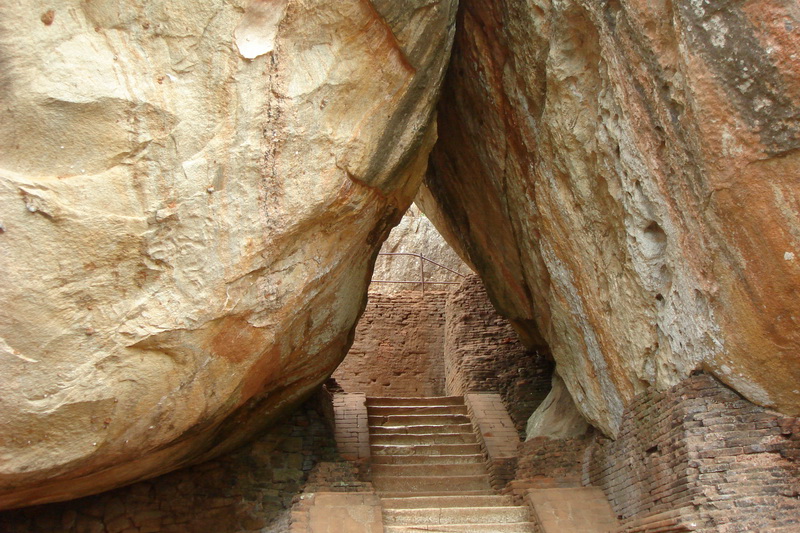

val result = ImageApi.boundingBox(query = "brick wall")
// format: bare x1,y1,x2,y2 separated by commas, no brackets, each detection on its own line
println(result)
444,275,553,433
0,389,338,533
586,373,800,532
332,290,448,397
506,374,800,531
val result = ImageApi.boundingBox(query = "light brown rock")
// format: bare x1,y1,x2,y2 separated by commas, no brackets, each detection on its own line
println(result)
425,0,800,435
0,0,456,509
526,374,589,441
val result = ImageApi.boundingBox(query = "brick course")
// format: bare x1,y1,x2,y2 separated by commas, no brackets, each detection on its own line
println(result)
465,392,522,490
333,393,371,466
507,374,800,532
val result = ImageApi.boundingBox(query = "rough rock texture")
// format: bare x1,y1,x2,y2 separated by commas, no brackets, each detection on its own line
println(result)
0,0,456,509
371,205,471,292
0,390,339,533
425,0,800,435
525,374,589,441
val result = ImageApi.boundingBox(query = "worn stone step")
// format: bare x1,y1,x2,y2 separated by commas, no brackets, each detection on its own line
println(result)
378,490,497,499
367,396,465,407
381,494,515,509
372,463,487,477
370,433,477,445
384,523,536,532
371,443,483,456
369,414,472,426
385,506,531,525
527,487,619,533
367,405,469,416
373,474,491,493
370,423,475,435
371,453,485,465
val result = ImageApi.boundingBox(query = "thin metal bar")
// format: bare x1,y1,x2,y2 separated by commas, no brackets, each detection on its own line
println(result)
373,251,467,293
371,280,461,285
420,255,425,296
377,252,467,278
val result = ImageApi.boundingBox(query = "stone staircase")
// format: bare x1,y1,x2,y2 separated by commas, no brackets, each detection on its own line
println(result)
366,396,536,532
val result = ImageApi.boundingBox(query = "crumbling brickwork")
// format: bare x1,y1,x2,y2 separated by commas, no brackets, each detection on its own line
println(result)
332,290,448,397
586,373,800,532
0,390,338,533
445,275,553,433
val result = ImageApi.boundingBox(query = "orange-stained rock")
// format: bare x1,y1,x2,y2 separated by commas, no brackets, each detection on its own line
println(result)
0,0,456,509
425,0,800,435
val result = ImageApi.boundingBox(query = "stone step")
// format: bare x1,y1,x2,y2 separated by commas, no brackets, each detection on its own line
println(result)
369,414,472,426
371,443,482,456
370,423,475,435
371,453,485,465
384,506,531,525
527,487,619,533
367,396,466,407
378,490,497,499
370,433,477,445
372,463,487,477
381,494,515,509
384,523,536,532
367,405,469,416
373,474,492,493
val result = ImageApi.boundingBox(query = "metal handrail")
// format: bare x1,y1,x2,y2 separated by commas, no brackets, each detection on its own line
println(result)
371,252,467,295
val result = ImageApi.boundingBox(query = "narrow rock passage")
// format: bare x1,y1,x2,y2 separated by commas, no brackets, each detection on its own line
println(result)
367,396,535,532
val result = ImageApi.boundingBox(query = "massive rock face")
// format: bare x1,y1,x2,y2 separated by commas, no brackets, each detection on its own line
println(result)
425,0,800,436
0,0,456,509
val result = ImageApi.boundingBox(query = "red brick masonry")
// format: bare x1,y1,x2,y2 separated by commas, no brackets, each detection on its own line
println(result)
509,374,800,532
333,290,448,397
586,373,800,532
465,392,522,490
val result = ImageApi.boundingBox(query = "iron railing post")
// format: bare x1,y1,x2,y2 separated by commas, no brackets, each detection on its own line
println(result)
420,254,425,296
371,252,467,292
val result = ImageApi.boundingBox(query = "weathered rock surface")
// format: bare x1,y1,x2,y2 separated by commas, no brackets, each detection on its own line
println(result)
371,204,471,292
426,0,800,435
0,0,456,509
526,373,589,441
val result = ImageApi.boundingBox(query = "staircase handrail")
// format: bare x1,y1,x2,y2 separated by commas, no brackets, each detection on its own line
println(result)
371,252,467,294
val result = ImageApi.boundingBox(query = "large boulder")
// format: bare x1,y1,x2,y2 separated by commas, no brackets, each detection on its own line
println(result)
425,0,800,435
0,0,456,509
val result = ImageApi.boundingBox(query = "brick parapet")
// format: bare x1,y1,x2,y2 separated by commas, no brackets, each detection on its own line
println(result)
333,393,371,466
586,373,800,532
465,392,521,490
